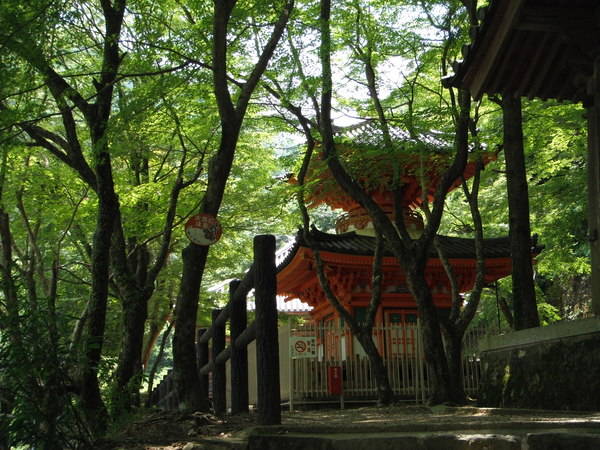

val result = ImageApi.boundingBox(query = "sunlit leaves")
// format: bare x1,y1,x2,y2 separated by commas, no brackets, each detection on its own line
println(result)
522,101,588,276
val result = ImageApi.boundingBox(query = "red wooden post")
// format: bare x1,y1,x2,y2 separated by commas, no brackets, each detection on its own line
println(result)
327,366,343,395
254,235,281,425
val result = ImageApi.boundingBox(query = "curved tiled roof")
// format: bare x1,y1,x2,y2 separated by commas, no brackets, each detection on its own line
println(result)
277,228,539,272
303,120,497,211
337,119,452,152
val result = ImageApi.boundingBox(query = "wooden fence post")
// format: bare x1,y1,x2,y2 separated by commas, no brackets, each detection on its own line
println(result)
159,372,169,409
230,279,249,414
165,369,176,410
212,308,226,415
254,234,281,425
196,328,210,410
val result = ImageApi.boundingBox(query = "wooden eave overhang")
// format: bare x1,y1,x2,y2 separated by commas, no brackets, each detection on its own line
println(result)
444,0,600,104
276,230,542,309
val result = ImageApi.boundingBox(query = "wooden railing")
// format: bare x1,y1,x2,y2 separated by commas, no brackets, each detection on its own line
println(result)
148,235,281,425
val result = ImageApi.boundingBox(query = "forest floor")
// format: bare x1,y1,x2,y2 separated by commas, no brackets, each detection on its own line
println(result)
92,404,600,449
92,405,447,449
92,408,257,449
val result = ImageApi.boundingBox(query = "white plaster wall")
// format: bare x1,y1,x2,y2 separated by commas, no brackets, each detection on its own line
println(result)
226,325,290,409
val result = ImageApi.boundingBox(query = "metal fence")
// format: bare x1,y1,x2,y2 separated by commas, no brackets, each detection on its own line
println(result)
289,322,498,406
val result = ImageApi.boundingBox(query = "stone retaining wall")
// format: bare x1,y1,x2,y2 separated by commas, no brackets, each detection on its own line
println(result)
477,318,600,411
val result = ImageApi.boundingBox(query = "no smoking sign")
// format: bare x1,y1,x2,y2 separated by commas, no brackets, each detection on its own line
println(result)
290,337,317,358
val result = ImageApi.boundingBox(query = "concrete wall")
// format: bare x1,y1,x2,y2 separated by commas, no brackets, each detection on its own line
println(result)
478,318,600,411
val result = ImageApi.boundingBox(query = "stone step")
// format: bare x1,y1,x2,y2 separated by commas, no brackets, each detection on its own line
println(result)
243,430,600,450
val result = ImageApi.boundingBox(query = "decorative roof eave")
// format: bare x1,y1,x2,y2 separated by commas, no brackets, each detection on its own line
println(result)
280,228,539,261
443,0,600,104
275,229,542,301
277,254,514,310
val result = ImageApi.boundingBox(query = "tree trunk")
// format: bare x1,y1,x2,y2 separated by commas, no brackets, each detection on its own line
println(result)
77,0,126,431
407,266,464,405
171,0,292,412
78,147,118,434
354,331,393,405
498,295,515,328
113,292,148,411
142,313,170,369
441,325,467,403
503,95,540,330
308,235,395,406
317,0,469,406
0,208,18,336
112,155,185,410
145,319,173,403
587,60,600,317
173,244,208,411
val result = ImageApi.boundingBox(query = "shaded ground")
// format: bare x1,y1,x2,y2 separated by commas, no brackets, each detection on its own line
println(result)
93,405,600,449
93,410,257,449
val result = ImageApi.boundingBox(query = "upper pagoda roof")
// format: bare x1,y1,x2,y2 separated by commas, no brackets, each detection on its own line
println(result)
337,119,452,153
443,0,599,103
304,120,495,211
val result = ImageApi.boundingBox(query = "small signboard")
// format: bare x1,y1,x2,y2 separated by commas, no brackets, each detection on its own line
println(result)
290,337,317,358
185,213,222,246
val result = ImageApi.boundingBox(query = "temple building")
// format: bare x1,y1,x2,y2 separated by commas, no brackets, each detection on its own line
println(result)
275,122,541,360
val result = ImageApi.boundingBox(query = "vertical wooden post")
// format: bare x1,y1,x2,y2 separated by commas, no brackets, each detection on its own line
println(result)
196,328,210,410
159,372,169,409
165,369,176,410
254,234,281,425
588,58,600,317
230,279,249,414
212,308,226,415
